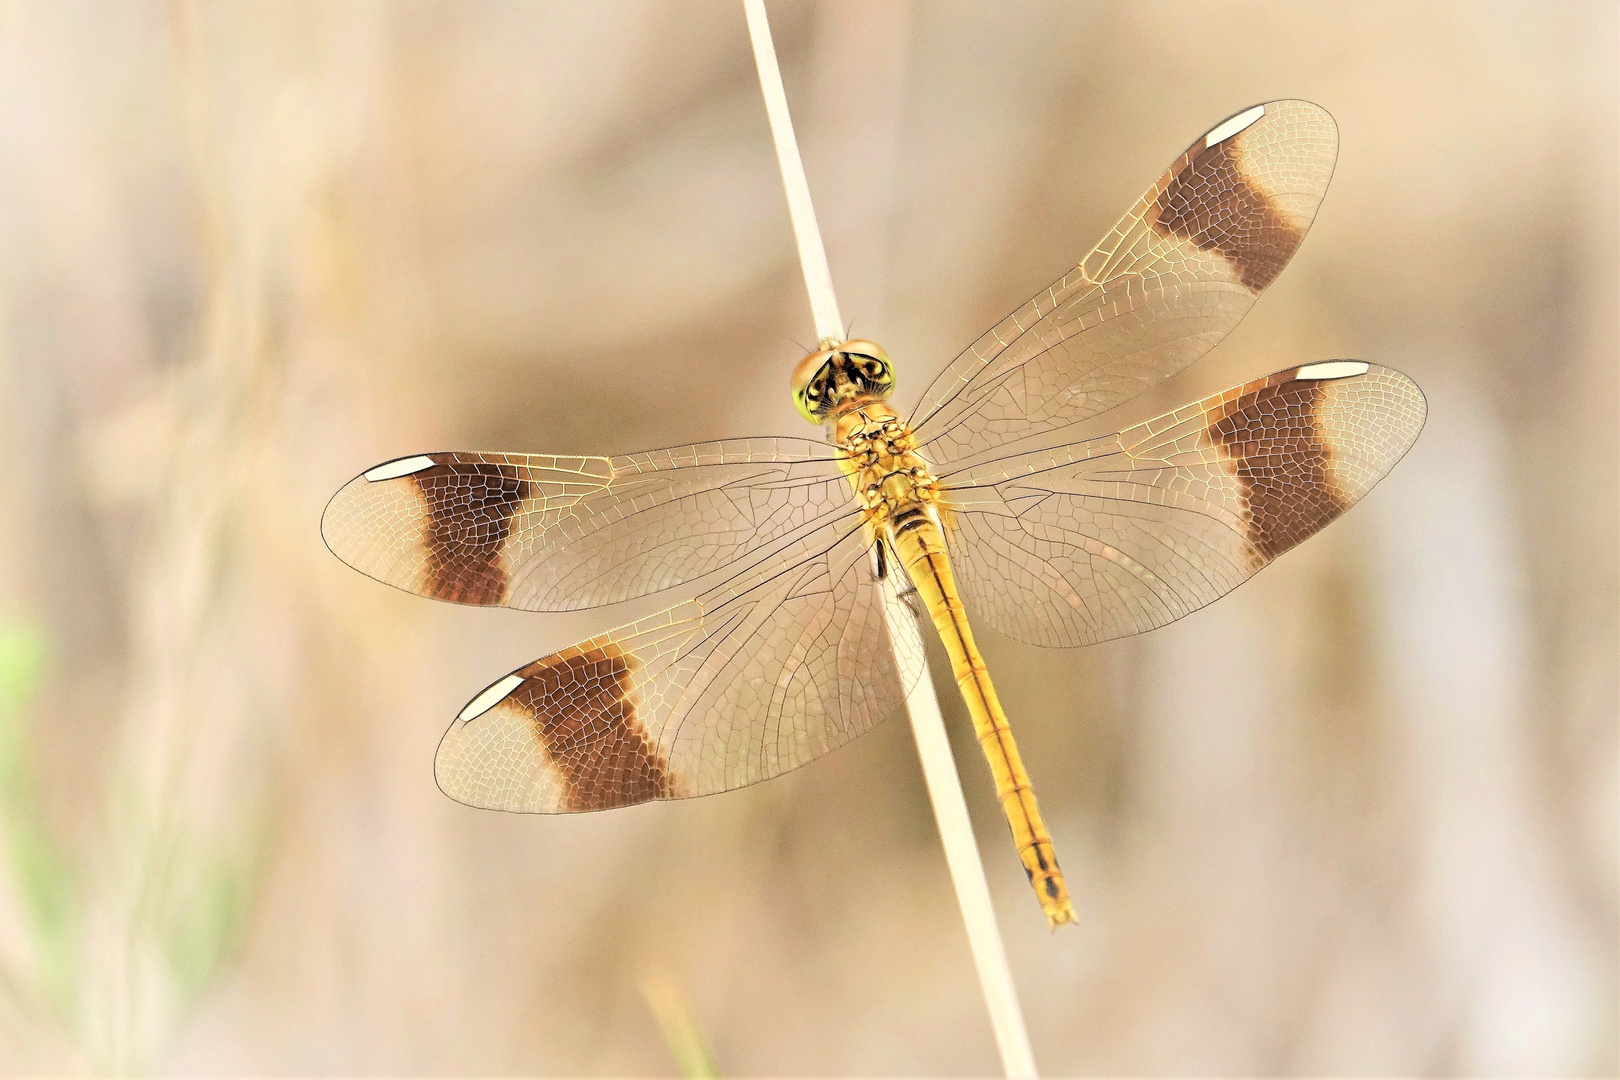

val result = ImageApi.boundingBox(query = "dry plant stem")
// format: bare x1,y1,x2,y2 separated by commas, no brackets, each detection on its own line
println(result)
895,656,1038,1079
743,0,843,344
743,2,1037,1076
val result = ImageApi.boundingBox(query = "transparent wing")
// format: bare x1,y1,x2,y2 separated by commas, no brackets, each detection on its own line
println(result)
910,100,1338,471
937,362,1425,648
433,520,927,812
321,438,854,611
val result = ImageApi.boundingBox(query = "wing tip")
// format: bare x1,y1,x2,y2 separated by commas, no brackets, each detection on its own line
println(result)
1301,360,1429,479
1205,99,1337,141
318,473,367,564
321,451,441,553
1289,359,1428,424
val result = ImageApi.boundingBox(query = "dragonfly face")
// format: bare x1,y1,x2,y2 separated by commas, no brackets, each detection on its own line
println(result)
322,100,1426,928
791,339,895,424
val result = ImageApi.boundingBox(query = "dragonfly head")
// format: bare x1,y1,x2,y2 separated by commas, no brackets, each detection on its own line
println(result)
792,339,895,424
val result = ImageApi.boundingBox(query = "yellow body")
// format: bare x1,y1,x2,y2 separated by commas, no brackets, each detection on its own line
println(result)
830,399,1077,928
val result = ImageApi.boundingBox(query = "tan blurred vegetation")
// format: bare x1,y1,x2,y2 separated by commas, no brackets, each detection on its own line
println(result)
0,0,1614,1074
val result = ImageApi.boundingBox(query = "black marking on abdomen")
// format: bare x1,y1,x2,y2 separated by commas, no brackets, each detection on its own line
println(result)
891,508,930,534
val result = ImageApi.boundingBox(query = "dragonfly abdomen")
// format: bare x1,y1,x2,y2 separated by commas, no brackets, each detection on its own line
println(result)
887,516,1078,929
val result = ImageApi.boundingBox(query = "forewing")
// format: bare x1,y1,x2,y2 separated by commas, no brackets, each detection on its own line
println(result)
938,363,1425,647
321,439,853,611
911,100,1338,470
433,520,927,812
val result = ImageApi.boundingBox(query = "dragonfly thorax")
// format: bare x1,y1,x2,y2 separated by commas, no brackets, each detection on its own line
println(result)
791,339,895,424
833,405,941,540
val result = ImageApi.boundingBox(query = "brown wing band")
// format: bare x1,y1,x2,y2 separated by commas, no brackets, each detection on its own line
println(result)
410,460,531,605
1150,138,1304,292
509,643,672,811
1208,375,1347,563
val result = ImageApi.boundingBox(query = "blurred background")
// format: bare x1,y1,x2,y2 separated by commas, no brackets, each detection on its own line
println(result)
0,0,1614,1074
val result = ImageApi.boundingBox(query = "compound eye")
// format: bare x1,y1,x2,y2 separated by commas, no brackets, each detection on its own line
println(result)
863,359,885,379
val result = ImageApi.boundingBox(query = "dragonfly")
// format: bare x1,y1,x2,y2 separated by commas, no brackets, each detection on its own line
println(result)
322,100,1425,928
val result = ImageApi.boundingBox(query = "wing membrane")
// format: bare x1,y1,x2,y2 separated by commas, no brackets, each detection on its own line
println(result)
911,100,1338,471
434,521,927,812
938,363,1425,647
321,439,853,611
